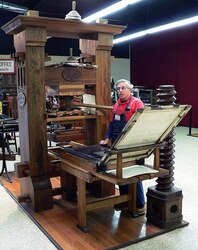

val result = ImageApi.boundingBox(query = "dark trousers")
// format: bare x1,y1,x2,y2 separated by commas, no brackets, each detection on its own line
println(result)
119,182,145,208
119,158,145,208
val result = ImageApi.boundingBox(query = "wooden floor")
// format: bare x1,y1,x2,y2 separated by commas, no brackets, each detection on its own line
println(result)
0,173,188,250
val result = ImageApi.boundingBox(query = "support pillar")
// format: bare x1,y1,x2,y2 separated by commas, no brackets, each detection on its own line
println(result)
14,19,53,212
147,85,183,228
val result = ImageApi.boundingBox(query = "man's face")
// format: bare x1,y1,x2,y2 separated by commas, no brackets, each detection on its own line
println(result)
116,82,131,101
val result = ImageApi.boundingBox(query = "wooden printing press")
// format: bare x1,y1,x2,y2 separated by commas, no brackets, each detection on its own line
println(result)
2,12,125,213
1,13,191,233
49,104,191,232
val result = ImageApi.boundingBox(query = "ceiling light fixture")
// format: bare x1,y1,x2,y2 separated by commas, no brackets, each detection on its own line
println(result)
113,15,198,44
125,0,142,4
0,1,28,14
82,0,143,23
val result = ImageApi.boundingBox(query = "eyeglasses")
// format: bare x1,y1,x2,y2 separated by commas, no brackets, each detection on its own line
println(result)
116,86,128,91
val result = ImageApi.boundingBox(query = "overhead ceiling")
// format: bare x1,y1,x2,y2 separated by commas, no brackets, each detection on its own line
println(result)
1,0,198,58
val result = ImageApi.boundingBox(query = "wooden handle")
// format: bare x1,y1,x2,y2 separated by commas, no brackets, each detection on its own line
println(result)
69,47,73,57
72,1,76,11
73,102,113,110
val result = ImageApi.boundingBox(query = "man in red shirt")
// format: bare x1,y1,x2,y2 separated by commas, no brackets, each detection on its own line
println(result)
100,79,145,215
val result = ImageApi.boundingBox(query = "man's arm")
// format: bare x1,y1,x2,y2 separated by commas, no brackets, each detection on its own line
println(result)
100,122,113,145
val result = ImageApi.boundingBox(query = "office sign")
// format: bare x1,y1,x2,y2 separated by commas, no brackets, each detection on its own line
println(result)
0,59,16,74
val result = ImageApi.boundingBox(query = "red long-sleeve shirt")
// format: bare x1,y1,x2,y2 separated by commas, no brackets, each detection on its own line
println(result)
106,95,144,139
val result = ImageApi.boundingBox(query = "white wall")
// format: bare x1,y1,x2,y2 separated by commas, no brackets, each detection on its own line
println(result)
111,58,130,82
0,55,131,83
45,56,67,66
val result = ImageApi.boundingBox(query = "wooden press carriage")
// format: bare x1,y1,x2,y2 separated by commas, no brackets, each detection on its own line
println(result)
49,104,190,232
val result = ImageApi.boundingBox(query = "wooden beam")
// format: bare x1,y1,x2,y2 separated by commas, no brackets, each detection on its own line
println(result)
2,15,126,38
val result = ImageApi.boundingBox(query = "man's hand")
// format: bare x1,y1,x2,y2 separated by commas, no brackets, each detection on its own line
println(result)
100,138,109,145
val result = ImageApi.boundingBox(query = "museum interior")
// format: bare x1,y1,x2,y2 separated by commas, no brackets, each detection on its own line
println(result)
1,1,198,250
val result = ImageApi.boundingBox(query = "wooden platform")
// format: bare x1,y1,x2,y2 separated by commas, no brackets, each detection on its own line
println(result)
191,133,198,137
0,173,188,250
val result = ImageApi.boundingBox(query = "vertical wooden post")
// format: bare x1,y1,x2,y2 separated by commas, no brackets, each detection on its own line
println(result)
76,178,89,232
116,153,123,178
95,33,115,197
95,33,113,142
128,183,137,217
153,147,160,170
14,26,53,212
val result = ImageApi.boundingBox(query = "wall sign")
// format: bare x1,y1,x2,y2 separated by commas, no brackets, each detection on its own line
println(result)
0,59,16,74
